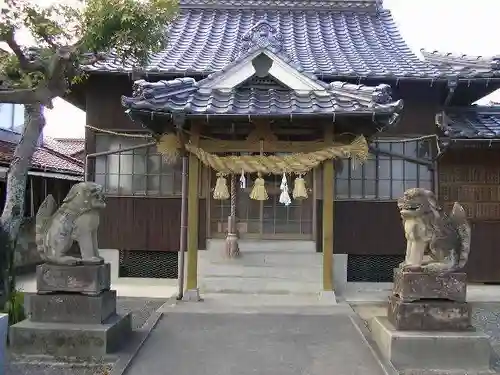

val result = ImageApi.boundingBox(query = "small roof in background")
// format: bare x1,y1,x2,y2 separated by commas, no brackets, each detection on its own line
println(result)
0,139,83,175
50,138,85,156
438,107,500,140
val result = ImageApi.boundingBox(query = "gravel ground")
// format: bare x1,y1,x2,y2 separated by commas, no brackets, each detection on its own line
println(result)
6,297,168,375
471,303,500,370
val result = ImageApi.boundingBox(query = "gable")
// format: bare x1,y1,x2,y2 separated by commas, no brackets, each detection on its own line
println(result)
238,75,289,91
200,50,326,92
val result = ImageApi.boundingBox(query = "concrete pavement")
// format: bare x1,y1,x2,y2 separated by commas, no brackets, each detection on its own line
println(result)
125,295,387,375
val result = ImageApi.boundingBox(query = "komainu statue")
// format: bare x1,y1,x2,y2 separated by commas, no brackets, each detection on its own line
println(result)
397,188,471,273
35,182,106,266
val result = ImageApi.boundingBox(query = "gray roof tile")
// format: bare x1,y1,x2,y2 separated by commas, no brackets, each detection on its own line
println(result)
121,76,404,117
86,1,440,78
178,0,381,10
421,50,500,79
439,107,500,139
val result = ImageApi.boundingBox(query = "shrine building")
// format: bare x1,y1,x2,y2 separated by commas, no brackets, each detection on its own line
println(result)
76,0,500,293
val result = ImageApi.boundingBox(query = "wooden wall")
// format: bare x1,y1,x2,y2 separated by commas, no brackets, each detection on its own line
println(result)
314,146,500,283
86,75,185,252
316,200,405,256
439,148,500,282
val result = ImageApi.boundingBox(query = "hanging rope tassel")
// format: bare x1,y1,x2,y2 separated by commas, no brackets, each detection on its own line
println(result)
157,133,181,164
213,173,230,200
250,173,268,201
279,172,291,206
293,174,308,200
239,170,246,189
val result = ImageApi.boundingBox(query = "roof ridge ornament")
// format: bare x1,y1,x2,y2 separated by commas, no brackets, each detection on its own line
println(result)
239,20,285,57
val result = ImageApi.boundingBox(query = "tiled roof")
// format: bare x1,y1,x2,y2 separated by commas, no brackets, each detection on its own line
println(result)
122,77,404,117
0,140,84,175
49,138,85,156
85,1,442,79
438,107,500,139
177,0,381,10
42,137,76,156
421,50,500,79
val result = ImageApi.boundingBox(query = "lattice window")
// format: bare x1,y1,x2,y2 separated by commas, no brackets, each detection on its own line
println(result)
335,139,433,201
119,250,178,279
95,134,182,197
347,254,404,282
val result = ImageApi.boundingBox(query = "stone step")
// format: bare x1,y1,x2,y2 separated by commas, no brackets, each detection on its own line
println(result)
199,277,322,295
201,250,322,267
199,263,321,282
207,239,316,253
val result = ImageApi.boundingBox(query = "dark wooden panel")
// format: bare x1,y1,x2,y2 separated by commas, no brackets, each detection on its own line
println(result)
316,199,322,253
383,100,438,136
86,75,142,131
318,200,500,282
332,201,405,255
198,198,207,250
145,198,181,251
99,197,182,252
99,197,147,250
465,221,500,283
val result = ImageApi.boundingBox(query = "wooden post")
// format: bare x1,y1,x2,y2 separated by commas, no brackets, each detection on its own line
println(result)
186,124,201,294
322,124,334,291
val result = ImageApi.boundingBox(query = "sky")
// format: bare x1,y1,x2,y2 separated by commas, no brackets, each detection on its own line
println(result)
6,0,500,138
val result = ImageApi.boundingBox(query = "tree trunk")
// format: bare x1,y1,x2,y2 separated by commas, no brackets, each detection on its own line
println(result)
1,105,45,241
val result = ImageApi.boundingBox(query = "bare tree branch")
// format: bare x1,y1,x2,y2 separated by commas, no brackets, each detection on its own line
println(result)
0,28,45,73
0,85,54,107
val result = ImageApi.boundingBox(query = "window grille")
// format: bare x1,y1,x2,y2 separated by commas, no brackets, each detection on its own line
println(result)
95,134,182,197
335,139,433,200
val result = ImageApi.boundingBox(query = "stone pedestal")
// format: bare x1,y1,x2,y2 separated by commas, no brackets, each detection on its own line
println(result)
388,295,471,331
388,269,471,331
36,263,111,296
10,263,131,358
371,317,491,373
370,268,493,373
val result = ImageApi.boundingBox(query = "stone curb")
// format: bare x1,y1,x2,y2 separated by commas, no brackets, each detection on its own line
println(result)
347,305,399,375
110,310,163,375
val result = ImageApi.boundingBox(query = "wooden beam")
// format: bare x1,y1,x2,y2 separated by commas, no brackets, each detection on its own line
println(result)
322,124,335,291
199,139,331,153
186,123,201,291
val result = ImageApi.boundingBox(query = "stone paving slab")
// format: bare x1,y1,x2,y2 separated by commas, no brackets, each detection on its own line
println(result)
126,312,386,375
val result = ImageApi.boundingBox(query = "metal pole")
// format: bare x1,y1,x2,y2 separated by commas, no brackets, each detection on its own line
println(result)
29,177,35,217
177,154,188,300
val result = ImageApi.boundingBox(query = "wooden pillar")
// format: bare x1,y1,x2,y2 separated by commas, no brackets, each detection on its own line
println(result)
186,123,200,291
322,124,334,291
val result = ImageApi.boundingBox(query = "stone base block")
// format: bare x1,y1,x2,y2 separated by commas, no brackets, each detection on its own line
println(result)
393,269,467,302
30,290,116,324
10,313,132,358
370,316,491,373
388,295,471,331
36,263,111,296
182,288,203,302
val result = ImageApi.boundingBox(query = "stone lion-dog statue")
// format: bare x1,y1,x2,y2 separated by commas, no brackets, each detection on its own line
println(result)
35,182,106,266
397,188,471,273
